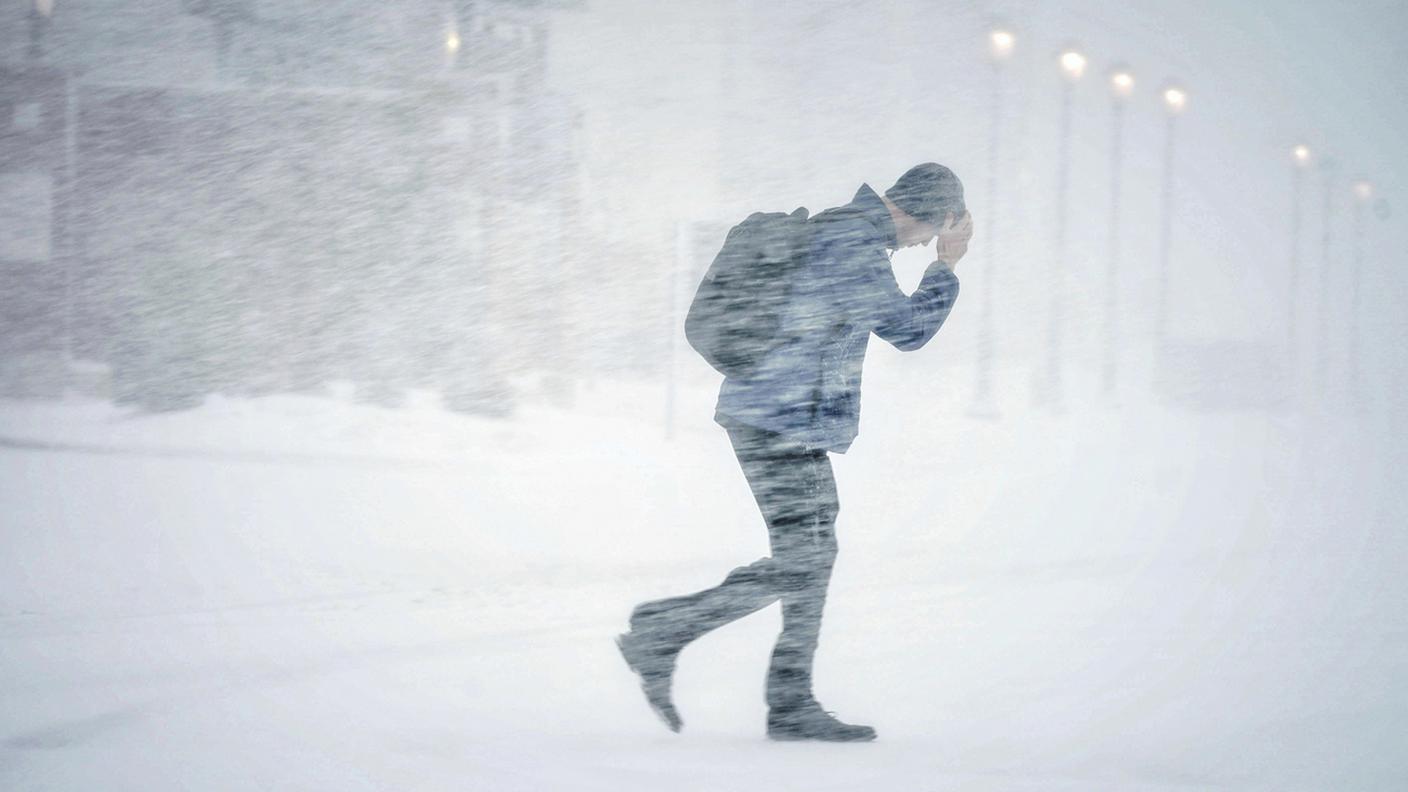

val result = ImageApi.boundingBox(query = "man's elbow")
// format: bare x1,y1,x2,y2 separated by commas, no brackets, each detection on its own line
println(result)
885,311,956,352
875,287,960,352
882,327,934,352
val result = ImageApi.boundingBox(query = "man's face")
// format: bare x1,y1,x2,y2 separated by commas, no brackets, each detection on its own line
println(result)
931,209,970,244
904,219,940,248
900,209,961,248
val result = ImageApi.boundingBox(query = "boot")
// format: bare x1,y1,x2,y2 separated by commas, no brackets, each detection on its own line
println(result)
766,700,876,742
615,628,683,732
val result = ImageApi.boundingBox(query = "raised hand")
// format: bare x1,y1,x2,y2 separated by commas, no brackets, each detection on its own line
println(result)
934,210,973,270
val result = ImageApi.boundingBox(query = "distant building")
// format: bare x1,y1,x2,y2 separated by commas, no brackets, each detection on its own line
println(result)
0,0,584,410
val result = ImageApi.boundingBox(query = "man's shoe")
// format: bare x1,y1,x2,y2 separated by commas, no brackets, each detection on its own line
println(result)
766,702,876,742
615,630,683,732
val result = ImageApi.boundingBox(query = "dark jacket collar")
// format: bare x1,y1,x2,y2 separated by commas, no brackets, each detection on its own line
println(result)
850,183,899,250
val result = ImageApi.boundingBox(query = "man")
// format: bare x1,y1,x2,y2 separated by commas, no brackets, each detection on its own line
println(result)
618,163,971,741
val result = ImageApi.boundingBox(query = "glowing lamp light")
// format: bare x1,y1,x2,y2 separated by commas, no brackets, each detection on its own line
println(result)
1293,144,1312,167
1109,68,1135,99
989,29,1016,62
446,30,461,54
1059,49,1087,81
1162,85,1187,114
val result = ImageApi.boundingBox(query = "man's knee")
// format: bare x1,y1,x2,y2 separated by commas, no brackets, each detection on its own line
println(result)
730,553,833,595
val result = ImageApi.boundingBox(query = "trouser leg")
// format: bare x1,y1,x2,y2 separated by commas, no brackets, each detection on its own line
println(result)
751,447,838,710
721,424,840,709
628,559,780,647
627,423,838,697
767,559,835,708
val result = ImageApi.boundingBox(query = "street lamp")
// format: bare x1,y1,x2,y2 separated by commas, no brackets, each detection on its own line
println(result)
1110,71,1134,99
1102,64,1133,399
444,15,463,71
1155,80,1186,358
1036,44,1086,411
1060,49,1088,81
971,25,1015,418
1162,86,1187,114
989,28,1016,63
28,0,54,60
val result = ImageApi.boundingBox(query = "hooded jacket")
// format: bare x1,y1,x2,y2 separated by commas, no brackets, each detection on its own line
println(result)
713,183,961,453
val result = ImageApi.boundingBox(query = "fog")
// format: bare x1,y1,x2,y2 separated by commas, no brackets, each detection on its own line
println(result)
2,1,1406,790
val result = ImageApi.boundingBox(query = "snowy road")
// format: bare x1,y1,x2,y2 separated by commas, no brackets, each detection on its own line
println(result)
3,382,1406,790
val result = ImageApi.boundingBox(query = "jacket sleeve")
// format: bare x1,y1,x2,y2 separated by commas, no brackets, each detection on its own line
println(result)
818,218,961,352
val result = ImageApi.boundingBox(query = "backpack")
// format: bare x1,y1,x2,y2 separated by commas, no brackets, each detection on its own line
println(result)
684,207,812,378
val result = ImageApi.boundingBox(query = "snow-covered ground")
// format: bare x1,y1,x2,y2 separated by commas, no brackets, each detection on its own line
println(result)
3,370,1405,791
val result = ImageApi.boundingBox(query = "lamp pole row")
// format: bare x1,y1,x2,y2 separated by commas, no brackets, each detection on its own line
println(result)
1016,36,1194,410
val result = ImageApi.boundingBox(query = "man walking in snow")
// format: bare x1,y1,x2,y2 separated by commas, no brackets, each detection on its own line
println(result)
618,163,971,742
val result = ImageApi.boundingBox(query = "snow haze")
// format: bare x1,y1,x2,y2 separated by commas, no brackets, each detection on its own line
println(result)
2,1,1405,790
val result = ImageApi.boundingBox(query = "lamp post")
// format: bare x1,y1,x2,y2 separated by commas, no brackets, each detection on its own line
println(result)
1287,144,1311,400
28,0,53,60
1155,82,1186,359
1315,156,1338,403
969,26,1014,418
1103,65,1133,399
1349,178,1373,404
1035,45,1086,411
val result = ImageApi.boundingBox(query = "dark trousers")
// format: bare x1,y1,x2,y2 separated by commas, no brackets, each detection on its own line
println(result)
631,421,840,709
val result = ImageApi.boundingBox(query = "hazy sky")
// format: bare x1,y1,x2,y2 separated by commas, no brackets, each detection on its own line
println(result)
547,0,1405,370
549,0,1404,228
